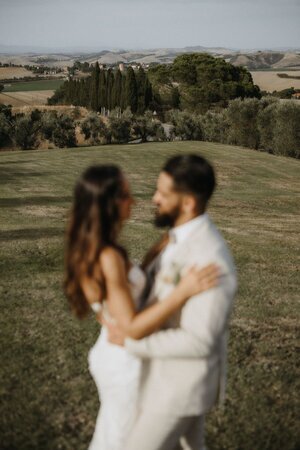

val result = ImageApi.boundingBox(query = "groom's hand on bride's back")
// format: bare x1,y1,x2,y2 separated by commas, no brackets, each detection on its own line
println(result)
103,318,126,346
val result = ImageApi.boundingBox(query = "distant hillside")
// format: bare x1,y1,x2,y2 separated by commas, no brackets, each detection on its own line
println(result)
1,47,300,70
228,52,300,70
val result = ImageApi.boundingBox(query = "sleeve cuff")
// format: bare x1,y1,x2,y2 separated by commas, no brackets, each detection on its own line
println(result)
124,337,150,358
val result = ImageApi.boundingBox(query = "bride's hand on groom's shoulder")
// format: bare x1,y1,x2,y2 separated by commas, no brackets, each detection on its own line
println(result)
178,263,220,299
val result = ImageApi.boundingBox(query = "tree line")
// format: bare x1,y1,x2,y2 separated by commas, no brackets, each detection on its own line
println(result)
49,63,153,115
167,97,300,159
1,54,299,158
49,54,261,115
1,97,299,158
0,106,165,150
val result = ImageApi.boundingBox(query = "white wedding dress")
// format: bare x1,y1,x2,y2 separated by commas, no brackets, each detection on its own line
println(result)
88,264,147,450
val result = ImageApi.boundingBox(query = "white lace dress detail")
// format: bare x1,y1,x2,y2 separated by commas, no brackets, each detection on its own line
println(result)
88,264,146,450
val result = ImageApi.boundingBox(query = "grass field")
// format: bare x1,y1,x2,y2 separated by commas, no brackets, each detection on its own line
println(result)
0,142,299,450
3,79,65,92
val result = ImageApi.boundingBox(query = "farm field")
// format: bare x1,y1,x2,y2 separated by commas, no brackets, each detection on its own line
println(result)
0,90,55,106
3,79,65,92
0,66,35,80
0,142,299,450
251,70,300,92
0,79,64,106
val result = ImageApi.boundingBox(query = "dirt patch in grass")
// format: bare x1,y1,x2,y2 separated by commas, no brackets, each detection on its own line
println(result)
18,205,67,218
219,226,250,236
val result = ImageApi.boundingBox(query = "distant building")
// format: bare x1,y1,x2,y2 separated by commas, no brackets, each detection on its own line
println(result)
292,92,300,100
119,63,125,72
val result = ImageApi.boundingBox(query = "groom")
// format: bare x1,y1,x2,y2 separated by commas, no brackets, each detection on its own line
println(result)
108,154,237,450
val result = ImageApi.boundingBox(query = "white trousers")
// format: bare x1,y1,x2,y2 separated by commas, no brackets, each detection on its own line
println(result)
125,413,205,450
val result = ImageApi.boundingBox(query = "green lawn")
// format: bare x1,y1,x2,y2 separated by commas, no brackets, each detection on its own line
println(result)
3,79,65,92
0,142,299,450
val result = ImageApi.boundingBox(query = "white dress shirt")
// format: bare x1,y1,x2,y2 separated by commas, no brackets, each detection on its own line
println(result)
161,213,208,266
144,214,208,307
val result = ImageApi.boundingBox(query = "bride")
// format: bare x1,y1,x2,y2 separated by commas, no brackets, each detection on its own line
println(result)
64,165,218,450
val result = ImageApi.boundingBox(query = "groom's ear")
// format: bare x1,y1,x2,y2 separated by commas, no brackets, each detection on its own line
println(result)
182,194,197,214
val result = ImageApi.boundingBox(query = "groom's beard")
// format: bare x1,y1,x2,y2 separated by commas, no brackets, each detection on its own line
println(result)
154,205,181,228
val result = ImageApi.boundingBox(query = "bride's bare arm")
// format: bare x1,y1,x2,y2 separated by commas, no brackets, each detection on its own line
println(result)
101,247,219,340
99,247,136,328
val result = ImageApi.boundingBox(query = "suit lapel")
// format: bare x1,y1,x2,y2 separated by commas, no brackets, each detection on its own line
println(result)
162,214,211,268
151,215,211,302
142,215,212,306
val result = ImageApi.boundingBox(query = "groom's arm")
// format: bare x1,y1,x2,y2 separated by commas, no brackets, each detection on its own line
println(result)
125,271,237,359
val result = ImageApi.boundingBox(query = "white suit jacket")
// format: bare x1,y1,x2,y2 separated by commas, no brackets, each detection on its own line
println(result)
125,214,237,416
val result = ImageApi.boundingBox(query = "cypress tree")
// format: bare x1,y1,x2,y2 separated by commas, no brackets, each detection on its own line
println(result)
71,80,77,104
98,69,107,111
85,77,91,107
106,69,115,111
75,80,81,106
144,77,153,110
125,67,138,113
79,79,89,107
121,73,127,111
171,86,180,109
112,69,122,109
136,67,146,114
90,62,100,111
66,79,74,104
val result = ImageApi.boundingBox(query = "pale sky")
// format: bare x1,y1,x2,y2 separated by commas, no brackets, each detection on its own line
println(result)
0,0,299,51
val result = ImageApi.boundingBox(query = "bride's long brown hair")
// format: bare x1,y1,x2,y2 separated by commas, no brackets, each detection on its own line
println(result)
64,165,128,319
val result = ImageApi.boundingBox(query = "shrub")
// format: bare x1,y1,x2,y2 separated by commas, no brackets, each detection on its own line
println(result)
154,123,167,141
40,111,76,148
167,110,202,141
200,110,228,143
13,110,42,150
273,102,300,158
226,98,261,149
41,111,58,140
108,109,132,144
132,111,166,142
81,113,110,144
257,98,279,153
51,114,76,148
0,105,13,147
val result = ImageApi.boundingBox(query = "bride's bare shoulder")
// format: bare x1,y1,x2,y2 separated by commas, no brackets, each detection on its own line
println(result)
100,246,126,279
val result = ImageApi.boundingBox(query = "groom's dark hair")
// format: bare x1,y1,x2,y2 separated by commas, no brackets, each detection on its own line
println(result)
142,154,216,269
163,154,216,212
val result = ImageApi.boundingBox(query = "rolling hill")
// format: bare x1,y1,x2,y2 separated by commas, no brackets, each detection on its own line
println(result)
1,47,300,70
